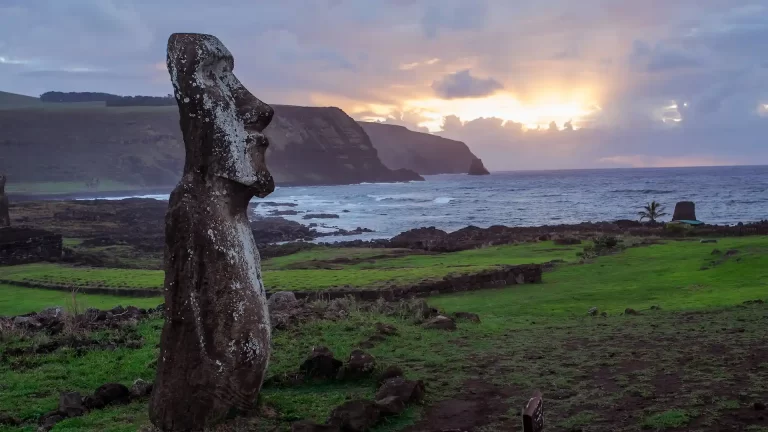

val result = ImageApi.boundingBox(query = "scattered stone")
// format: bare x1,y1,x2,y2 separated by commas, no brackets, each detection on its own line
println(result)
38,411,64,432
130,379,153,399
93,383,130,406
754,402,766,411
725,249,740,256
650,305,662,310
327,399,380,432
378,365,405,385
300,346,343,380
338,350,376,380
711,249,722,255
13,315,42,329
375,377,425,404
39,307,64,321
624,308,639,315
303,213,340,220
452,311,481,323
422,315,457,330
375,322,398,336
588,307,599,316
58,391,86,418
268,291,298,311
291,420,341,432
600,311,608,317
700,239,717,244
375,396,406,416
743,299,765,305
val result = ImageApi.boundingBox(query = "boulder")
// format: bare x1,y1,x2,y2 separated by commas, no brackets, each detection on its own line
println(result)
130,379,153,398
300,346,343,380
375,396,406,416
452,312,481,323
92,383,130,406
375,377,425,404
338,350,376,380
624,308,639,316
58,391,86,418
377,365,405,385
422,315,457,330
375,322,398,336
327,399,381,432
588,307,599,316
13,316,42,329
672,201,696,221
39,307,64,321
0,412,20,426
268,291,299,311
38,411,64,432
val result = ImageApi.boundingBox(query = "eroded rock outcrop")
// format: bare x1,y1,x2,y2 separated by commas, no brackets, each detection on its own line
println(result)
467,157,490,175
359,122,482,175
149,33,274,431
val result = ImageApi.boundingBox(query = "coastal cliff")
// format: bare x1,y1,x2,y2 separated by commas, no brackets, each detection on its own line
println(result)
359,121,487,175
0,99,422,191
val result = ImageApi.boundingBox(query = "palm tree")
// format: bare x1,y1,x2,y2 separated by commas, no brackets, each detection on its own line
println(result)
638,201,668,223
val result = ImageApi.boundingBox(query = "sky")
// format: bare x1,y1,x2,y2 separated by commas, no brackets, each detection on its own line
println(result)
1,0,767,171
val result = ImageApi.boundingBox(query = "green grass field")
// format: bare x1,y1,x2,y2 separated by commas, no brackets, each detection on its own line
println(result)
1,237,767,431
0,242,580,294
0,285,161,316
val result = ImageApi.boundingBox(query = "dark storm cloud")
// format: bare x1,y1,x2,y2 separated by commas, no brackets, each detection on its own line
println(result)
431,69,503,99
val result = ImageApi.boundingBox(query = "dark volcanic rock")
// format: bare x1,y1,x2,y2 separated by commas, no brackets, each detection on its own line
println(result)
300,346,344,380
251,217,315,243
327,399,381,432
94,383,130,406
377,365,405,385
375,377,426,404
149,33,273,431
672,201,697,221
58,391,86,418
268,209,300,216
360,121,483,175
338,350,377,380
268,291,299,311
452,311,481,323
375,396,406,416
0,175,9,227
467,157,490,175
291,421,341,432
389,227,448,250
303,213,340,220
422,315,457,330
130,379,153,399
38,411,65,432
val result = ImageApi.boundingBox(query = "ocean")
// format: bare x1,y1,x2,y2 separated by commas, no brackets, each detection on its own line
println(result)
101,166,768,242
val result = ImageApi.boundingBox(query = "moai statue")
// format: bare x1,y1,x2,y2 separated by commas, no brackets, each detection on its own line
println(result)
148,33,276,431
0,175,10,227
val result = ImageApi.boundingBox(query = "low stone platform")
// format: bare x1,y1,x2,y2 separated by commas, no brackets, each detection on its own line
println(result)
0,227,63,266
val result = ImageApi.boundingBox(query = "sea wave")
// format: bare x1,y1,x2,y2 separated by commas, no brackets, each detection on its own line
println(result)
433,197,454,204
609,189,674,194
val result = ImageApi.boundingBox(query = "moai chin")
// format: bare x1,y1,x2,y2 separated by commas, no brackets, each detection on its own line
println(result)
0,175,10,227
148,33,275,431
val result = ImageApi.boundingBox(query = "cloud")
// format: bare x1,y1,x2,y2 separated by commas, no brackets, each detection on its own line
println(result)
597,155,734,168
421,1,488,38
431,69,503,99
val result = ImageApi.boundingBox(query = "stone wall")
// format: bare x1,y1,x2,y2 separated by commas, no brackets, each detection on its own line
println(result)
290,264,543,302
0,227,63,266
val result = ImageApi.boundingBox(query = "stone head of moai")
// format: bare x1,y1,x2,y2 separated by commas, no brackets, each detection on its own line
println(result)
166,33,275,202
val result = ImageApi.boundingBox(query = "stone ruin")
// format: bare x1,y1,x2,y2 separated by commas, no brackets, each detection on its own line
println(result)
672,201,697,221
148,33,276,431
0,227,62,266
0,174,9,227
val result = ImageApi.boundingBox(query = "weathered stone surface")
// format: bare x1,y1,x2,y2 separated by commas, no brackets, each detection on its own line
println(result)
93,383,130,406
375,322,398,336
422,315,457,330
300,346,343,380
149,33,275,431
467,157,490,175
0,175,9,227
0,412,20,426
268,291,298,311
58,392,86,418
38,411,64,432
452,311,481,323
624,308,639,316
378,365,405,385
327,399,381,432
338,350,376,380
375,377,426,404
375,396,406,416
588,307,599,316
672,201,696,221
130,379,153,399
